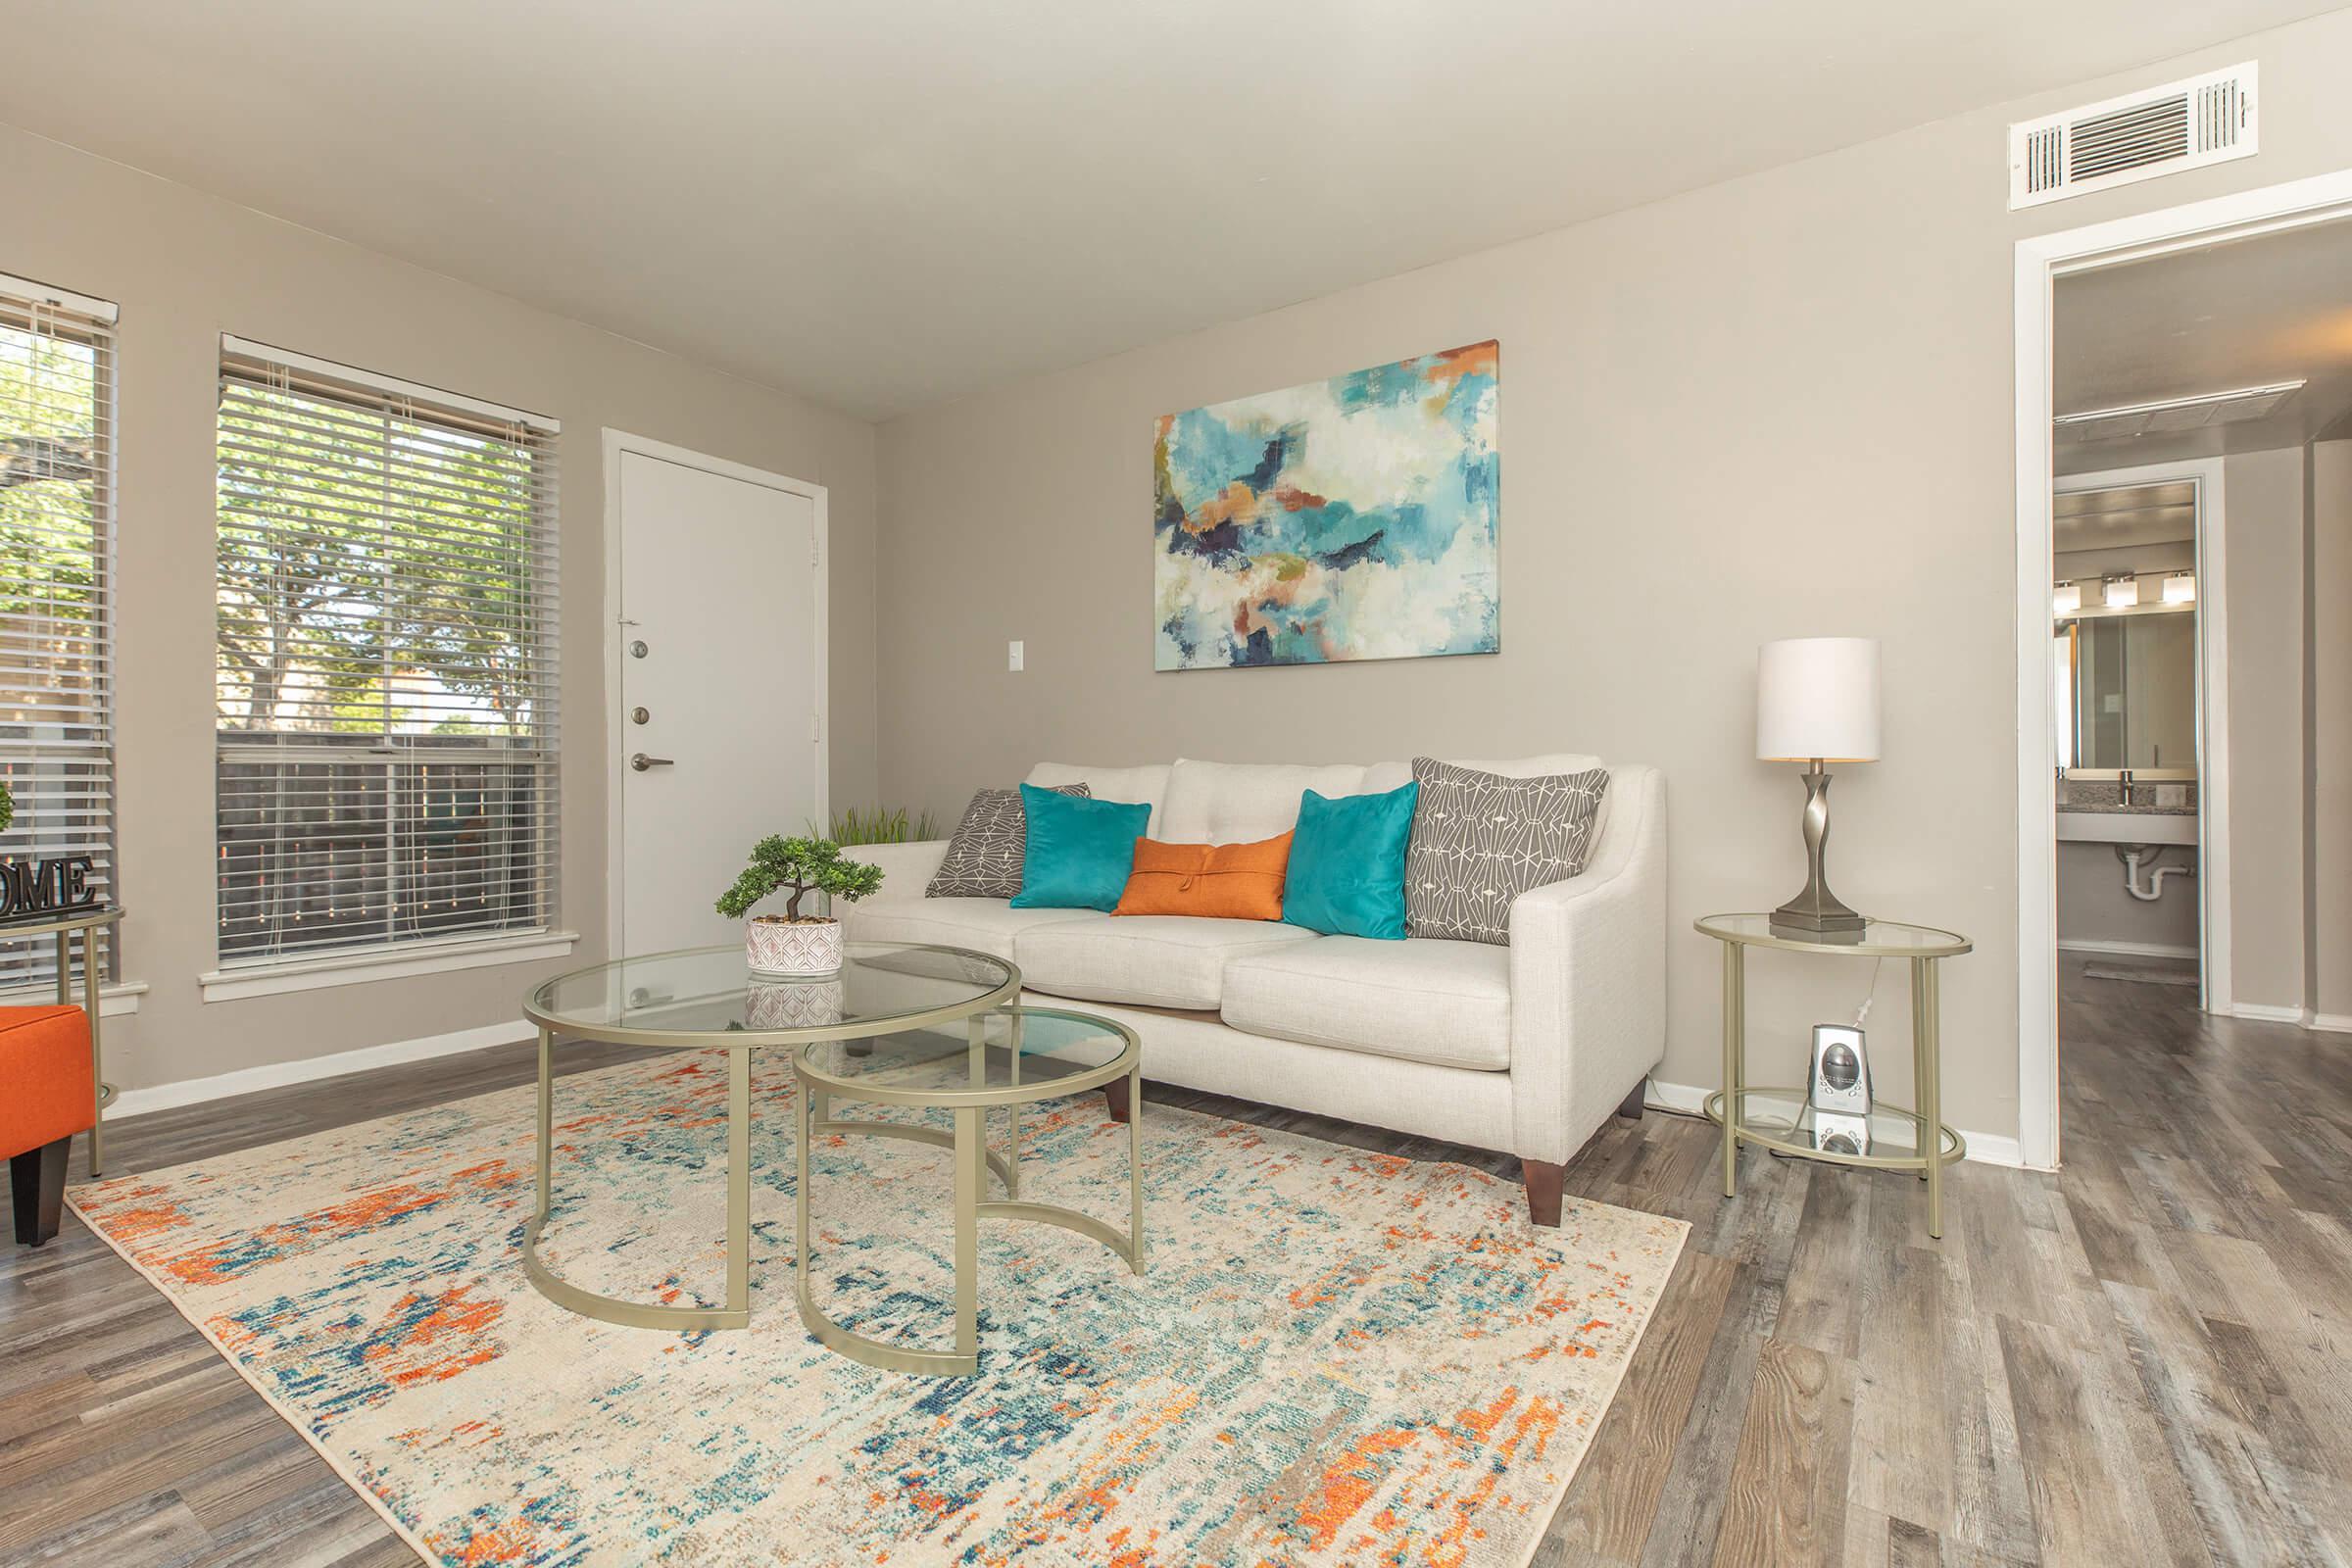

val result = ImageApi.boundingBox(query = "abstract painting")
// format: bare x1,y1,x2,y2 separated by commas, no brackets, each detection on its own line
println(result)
1154,340,1499,670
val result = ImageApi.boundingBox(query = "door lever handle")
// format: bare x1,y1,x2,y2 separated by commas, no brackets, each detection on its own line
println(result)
629,753,675,772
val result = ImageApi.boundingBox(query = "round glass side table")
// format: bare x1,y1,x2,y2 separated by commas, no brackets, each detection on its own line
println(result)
521,940,1020,1331
1695,913,1970,1238
795,1005,1145,1376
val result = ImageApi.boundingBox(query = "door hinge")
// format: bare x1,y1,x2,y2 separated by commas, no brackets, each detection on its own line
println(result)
810,714,821,745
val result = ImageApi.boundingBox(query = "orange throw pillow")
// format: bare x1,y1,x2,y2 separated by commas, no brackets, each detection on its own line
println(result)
1113,832,1293,920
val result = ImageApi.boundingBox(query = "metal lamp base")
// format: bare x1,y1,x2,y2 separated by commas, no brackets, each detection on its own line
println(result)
1770,762,1866,941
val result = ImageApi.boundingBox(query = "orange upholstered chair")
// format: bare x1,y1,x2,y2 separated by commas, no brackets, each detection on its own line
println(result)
4,1004,92,1247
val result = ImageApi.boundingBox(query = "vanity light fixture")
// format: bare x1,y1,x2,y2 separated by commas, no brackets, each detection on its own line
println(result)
2162,570,2196,605
2102,575,2140,610
2053,581,2082,615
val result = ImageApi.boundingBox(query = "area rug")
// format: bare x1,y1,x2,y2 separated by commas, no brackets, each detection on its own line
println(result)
70,1051,1685,1567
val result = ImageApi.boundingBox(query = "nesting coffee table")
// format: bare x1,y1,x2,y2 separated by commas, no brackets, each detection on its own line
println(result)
522,940,1020,1332
796,1004,1145,1375
522,941,1145,1374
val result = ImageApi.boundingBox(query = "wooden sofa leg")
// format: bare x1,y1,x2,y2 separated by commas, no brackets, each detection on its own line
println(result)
1103,1076,1132,1124
1618,1080,1648,1121
1521,1158,1565,1228
10,1136,71,1248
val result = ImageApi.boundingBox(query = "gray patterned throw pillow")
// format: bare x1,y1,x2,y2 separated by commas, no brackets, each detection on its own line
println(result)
926,784,1091,899
1402,759,1609,945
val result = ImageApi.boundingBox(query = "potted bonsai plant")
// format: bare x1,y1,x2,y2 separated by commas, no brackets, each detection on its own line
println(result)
715,834,883,977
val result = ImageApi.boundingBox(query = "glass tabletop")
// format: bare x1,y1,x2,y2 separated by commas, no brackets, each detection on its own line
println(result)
1717,1087,1963,1164
525,941,1016,1043
1694,912,1971,956
798,1007,1138,1105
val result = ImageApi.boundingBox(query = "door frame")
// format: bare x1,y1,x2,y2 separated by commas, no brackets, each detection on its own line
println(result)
2013,167,2352,1170
600,429,829,962
2051,456,2230,1015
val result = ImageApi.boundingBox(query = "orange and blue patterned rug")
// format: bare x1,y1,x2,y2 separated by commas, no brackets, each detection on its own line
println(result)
70,1051,1685,1566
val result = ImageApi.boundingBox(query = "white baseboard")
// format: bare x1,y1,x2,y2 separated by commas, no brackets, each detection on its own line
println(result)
1642,1078,2034,1170
2058,939,2198,960
0,979,146,1017
2309,1013,2352,1034
2230,1002,2307,1024
109,1019,535,1119
1642,1079,1711,1117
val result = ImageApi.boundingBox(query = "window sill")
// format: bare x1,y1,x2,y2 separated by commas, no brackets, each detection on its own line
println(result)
200,931,580,1004
0,980,147,1017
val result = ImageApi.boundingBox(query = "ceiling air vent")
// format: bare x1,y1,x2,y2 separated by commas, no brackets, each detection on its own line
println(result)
2054,381,2303,443
2009,63,2257,210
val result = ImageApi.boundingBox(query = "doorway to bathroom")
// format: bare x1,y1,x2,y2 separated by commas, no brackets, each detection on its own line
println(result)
2016,170,2352,1169
2049,461,2225,1007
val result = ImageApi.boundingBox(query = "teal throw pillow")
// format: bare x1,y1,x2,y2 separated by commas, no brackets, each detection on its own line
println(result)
1283,781,1418,940
1009,784,1151,911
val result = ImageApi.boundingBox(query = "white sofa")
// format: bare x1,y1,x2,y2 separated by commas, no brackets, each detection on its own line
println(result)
843,756,1666,1225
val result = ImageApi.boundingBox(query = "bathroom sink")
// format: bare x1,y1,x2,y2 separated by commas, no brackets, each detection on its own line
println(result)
2055,810,2197,846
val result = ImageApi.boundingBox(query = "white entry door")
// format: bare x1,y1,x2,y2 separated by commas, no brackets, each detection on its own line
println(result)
616,446,821,956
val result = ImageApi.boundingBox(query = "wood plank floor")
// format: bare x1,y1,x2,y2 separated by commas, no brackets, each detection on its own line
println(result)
5,954,2349,1566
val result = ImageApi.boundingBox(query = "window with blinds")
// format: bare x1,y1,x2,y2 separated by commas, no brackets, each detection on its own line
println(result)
0,274,117,990
215,338,560,968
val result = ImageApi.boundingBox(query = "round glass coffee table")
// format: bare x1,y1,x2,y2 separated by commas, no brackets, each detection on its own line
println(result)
521,940,1019,1332
795,1006,1145,1376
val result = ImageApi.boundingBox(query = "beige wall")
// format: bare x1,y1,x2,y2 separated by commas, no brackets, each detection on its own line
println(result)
2223,445,2309,1011
2316,440,2352,1020
1,123,879,1093
873,10,2352,1145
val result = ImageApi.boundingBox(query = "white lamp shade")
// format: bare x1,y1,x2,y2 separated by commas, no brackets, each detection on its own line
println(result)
1757,637,1882,762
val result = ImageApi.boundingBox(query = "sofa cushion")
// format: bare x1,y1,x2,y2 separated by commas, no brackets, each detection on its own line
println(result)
927,783,1088,899
1362,752,1604,793
1014,914,1318,1009
1011,786,1152,911
1221,936,1512,1071
1283,782,1417,940
1367,753,1613,845
1025,761,1171,838
845,898,1089,962
1157,759,1372,843
1114,832,1291,920
1403,759,1611,945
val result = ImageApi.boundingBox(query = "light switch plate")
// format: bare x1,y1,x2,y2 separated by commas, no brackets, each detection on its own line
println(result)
1007,640,1024,672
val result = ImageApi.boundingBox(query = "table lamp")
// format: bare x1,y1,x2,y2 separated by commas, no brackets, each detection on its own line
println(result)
1756,636,1881,937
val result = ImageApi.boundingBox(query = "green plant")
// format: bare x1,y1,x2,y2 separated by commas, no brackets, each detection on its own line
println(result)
813,805,939,846
714,835,883,922
0,780,12,834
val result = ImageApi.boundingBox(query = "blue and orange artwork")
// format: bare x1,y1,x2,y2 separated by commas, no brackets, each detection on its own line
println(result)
1154,340,1499,670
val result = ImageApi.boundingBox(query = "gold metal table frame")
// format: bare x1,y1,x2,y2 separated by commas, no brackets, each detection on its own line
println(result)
518,943,1020,1334
1695,913,1970,1239
6,906,122,1177
793,1006,1146,1377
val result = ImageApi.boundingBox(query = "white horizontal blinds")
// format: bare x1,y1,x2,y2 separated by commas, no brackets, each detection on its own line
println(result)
215,341,560,966
0,280,118,989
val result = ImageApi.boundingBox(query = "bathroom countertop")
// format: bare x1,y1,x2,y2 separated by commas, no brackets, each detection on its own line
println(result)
2055,801,2198,817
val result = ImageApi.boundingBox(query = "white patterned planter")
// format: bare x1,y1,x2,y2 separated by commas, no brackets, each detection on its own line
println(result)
745,976,847,1031
745,916,844,978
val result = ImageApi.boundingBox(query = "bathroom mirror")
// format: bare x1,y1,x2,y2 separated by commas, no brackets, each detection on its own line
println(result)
2053,478,2198,776
2058,612,2194,770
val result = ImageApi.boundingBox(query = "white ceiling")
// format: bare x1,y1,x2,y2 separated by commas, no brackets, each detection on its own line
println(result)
2,0,2335,419
2055,215,2352,473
